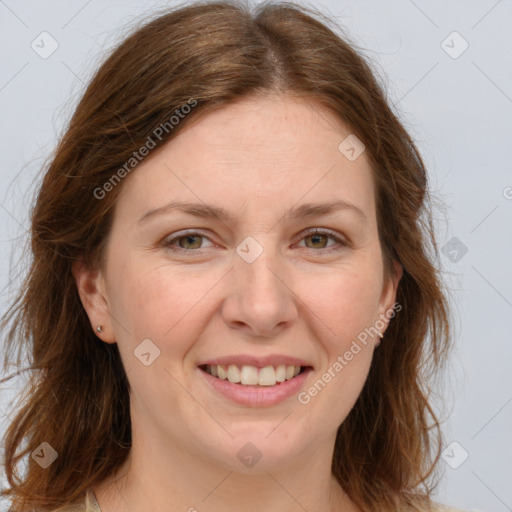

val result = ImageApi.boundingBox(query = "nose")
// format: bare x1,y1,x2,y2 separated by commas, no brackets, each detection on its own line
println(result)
221,242,298,339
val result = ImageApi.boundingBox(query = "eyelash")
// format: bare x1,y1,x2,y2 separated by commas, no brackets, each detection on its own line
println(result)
163,228,348,254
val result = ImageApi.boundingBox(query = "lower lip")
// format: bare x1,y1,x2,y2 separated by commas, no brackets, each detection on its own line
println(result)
198,367,313,407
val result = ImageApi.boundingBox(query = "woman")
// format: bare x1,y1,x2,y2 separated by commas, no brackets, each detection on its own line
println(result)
1,1,459,511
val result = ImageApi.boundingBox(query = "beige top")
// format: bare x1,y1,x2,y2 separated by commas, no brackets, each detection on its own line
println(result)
74,489,472,512
51,489,101,511
85,489,102,511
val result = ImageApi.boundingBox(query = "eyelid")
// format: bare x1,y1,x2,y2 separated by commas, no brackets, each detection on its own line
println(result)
162,227,349,253
296,227,348,245
162,229,215,250
293,228,350,253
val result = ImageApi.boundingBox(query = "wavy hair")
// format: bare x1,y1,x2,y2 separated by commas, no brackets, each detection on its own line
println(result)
1,1,450,510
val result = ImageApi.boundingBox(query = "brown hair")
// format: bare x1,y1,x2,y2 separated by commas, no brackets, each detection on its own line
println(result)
1,1,450,510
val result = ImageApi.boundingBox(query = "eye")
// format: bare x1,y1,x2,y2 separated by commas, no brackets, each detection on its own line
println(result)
163,231,214,251
296,229,347,251
163,228,347,254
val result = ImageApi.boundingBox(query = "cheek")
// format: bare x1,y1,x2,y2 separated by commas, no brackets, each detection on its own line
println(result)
295,263,383,344
107,257,224,356
294,266,381,405
294,274,379,425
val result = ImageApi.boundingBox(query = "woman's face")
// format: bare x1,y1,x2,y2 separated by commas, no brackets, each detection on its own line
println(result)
77,94,400,473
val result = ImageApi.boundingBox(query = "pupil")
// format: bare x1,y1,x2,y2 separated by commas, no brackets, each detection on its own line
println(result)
180,235,201,249
308,234,326,248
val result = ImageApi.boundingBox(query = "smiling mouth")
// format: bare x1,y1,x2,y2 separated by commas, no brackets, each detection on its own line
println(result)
199,364,309,387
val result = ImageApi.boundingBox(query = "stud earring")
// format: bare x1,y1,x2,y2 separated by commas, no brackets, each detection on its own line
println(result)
96,325,103,333
378,330,384,339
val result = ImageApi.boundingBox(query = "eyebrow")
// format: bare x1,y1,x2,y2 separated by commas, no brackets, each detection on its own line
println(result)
137,199,368,225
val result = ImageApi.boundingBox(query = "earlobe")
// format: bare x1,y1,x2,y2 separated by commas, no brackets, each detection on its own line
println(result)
71,260,116,343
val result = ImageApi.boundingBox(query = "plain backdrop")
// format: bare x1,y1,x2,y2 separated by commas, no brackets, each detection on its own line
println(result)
0,1,511,511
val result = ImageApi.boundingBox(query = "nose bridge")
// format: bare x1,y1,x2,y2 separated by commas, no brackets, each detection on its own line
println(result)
223,233,296,336
236,234,283,302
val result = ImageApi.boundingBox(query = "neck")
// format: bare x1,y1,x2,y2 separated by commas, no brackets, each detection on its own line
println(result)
93,434,359,512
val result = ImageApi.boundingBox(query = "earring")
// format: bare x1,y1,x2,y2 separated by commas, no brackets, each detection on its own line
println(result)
378,330,384,339
96,325,103,333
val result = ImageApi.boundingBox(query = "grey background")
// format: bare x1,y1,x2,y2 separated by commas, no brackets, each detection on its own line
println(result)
0,1,511,510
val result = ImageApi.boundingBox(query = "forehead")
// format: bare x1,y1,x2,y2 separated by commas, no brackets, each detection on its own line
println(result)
113,94,377,227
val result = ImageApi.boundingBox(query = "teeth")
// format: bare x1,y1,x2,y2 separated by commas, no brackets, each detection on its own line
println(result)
240,365,258,385
227,364,241,383
217,365,227,380
258,366,276,386
275,364,286,382
205,364,302,386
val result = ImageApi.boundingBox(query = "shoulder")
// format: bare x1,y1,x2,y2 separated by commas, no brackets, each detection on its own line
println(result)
49,488,101,512
432,502,481,512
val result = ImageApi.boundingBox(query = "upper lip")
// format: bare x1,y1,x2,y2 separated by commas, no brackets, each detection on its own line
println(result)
198,355,313,369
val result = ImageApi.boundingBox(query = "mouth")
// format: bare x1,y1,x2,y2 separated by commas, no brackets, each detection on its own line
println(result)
199,364,310,387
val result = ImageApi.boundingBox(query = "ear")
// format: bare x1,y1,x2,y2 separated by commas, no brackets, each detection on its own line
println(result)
72,260,116,344
377,260,403,337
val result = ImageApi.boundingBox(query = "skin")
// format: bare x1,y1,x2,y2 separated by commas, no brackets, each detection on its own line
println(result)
73,93,402,512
